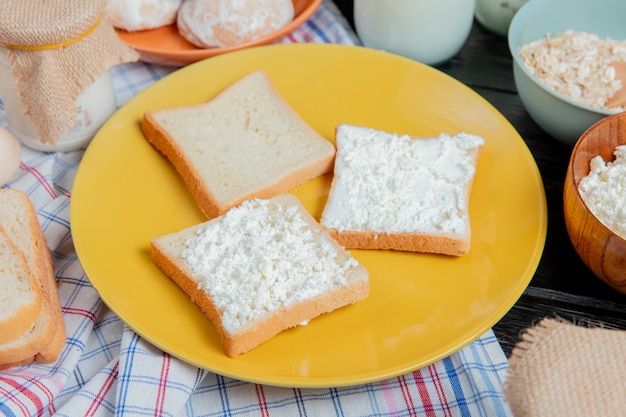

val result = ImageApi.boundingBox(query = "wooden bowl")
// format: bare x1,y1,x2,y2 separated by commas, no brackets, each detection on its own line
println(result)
564,111,626,294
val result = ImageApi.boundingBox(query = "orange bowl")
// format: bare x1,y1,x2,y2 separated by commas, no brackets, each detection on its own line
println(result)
115,0,323,66
564,111,626,294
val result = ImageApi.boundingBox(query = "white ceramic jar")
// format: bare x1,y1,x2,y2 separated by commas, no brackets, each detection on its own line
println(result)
354,0,476,66
0,49,116,152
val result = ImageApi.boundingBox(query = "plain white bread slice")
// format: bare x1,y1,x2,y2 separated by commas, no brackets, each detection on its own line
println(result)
141,70,336,219
320,124,484,256
150,193,369,358
0,227,41,344
0,189,66,367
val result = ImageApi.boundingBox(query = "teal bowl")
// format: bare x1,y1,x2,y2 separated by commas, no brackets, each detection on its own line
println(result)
508,0,626,146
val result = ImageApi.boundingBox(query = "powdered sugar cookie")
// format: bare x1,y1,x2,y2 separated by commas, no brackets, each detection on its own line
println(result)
106,0,182,31
177,0,295,48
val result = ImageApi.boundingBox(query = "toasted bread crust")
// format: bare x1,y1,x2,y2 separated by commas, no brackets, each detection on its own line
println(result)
0,190,65,367
223,278,369,357
0,356,35,371
323,229,471,256
142,110,223,219
0,300,41,344
34,237,65,364
0,228,42,344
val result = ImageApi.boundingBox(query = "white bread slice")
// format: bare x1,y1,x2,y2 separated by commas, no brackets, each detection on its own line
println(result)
320,125,484,256
0,227,41,344
150,193,369,358
141,70,336,220
0,189,66,367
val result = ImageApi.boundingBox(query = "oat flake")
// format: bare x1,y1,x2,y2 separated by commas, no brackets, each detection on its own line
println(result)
519,30,626,111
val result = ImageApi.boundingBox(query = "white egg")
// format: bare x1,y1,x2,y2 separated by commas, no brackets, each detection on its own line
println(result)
0,127,21,187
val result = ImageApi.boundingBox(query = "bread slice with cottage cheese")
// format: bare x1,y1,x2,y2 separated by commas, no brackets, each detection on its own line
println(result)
141,70,336,220
320,124,484,256
150,193,369,358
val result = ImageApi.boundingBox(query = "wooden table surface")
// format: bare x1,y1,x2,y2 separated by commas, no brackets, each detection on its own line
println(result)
333,1,626,357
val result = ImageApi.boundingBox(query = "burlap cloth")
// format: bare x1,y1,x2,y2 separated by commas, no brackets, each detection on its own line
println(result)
0,0,138,145
505,318,626,416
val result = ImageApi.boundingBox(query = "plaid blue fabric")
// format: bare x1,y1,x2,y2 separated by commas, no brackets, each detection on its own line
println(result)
0,2,513,416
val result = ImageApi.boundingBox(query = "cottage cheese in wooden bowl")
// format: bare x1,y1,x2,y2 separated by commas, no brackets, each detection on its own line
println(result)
578,145,626,239
563,111,626,294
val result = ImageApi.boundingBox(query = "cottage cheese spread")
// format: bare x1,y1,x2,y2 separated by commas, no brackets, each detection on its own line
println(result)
180,197,359,333
322,126,484,237
578,145,626,239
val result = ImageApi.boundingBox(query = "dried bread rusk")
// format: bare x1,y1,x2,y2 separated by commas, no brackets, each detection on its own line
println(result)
320,124,484,256
150,194,369,357
177,0,294,48
105,0,183,32
0,228,41,344
142,70,336,220
0,189,65,368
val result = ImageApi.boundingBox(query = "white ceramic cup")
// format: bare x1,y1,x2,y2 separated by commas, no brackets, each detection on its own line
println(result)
354,0,476,66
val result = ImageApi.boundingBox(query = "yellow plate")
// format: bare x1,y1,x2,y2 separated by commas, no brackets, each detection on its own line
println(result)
72,43,547,388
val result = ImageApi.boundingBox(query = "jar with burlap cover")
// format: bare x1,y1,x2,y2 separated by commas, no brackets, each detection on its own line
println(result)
0,0,138,145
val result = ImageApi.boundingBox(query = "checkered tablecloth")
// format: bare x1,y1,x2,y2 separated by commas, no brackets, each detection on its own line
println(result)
0,2,514,416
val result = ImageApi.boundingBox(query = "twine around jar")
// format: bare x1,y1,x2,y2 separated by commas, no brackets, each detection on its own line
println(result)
1,17,103,51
